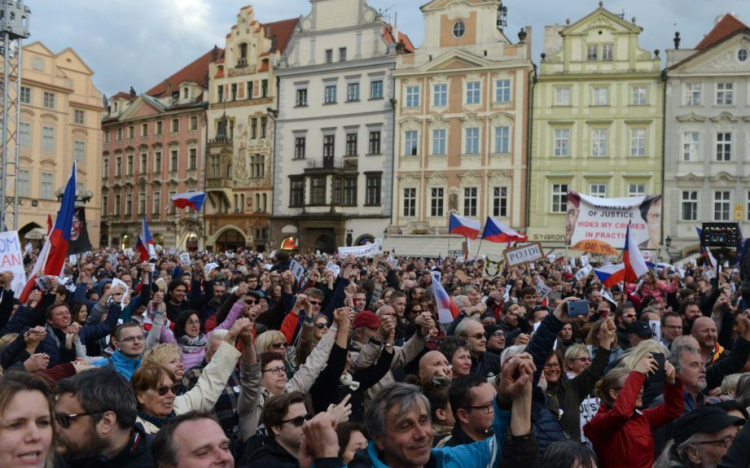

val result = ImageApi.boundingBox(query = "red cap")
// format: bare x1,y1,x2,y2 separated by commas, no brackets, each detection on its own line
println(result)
353,310,380,330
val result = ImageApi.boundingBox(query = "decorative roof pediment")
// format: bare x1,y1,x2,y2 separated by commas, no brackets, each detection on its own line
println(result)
118,95,166,122
427,172,447,186
458,171,480,186
420,49,492,73
489,111,515,123
561,7,642,36
676,113,707,123
710,112,738,123
709,171,738,183
669,32,750,74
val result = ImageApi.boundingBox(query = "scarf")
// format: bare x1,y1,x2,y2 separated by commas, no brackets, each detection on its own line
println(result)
177,333,207,354
138,409,176,429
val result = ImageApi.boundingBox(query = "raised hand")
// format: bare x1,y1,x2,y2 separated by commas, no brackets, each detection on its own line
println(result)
635,353,659,376
327,394,353,425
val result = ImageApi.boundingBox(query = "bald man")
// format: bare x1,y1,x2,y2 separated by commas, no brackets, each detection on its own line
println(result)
691,317,724,366
419,350,453,385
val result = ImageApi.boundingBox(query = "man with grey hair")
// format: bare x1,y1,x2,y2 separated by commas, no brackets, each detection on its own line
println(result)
455,317,502,378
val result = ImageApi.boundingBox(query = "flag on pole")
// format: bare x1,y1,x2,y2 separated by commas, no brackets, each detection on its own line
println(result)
624,222,649,282
171,192,207,211
135,215,157,262
481,217,528,243
431,270,456,324
448,213,480,239
594,263,626,288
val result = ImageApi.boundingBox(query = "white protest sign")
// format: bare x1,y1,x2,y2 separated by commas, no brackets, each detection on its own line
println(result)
547,253,556,263
649,319,662,342
338,240,383,258
602,289,617,306
124,248,134,259
290,259,305,284
575,265,593,281
0,231,27,298
503,242,544,267
204,263,219,276
108,254,118,269
110,278,130,307
580,255,589,267
179,252,191,265
579,396,601,446
569,257,576,269
264,264,273,271
24,242,32,255
269,250,277,259
325,261,340,277
643,251,651,262
504,284,512,302
432,270,442,284
69,254,77,264
536,278,552,298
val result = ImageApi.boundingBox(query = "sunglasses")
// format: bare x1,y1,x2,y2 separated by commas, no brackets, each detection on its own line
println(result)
155,384,181,396
54,411,100,429
308,300,322,307
314,323,329,330
271,341,288,349
244,299,257,305
282,414,312,427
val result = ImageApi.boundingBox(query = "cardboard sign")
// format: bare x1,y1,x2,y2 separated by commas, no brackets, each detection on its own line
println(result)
547,253,556,262
110,278,130,307
325,261,340,277
503,242,544,267
575,265,593,281
179,252,191,265
504,284,512,302
649,319,662,342
580,255,589,267
290,259,305,284
69,254,77,264
0,231,27,298
338,240,383,258
204,263,219,276
579,396,601,445
536,278,552,298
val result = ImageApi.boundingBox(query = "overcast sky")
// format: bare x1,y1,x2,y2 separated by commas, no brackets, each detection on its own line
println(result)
29,0,747,97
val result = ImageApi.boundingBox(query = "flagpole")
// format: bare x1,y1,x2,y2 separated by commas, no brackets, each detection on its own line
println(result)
474,236,483,260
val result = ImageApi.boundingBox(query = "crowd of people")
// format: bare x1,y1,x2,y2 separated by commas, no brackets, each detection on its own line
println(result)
1,245,750,468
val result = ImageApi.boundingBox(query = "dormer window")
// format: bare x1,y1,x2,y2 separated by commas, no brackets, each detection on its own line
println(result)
739,49,748,62
183,88,189,99
453,20,465,38
240,43,248,59
114,102,118,113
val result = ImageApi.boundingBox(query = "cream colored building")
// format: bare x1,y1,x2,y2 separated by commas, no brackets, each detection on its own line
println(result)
11,42,104,245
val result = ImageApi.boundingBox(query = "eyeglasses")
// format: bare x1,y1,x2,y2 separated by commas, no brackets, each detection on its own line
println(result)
694,436,734,449
186,319,201,326
271,341,288,349
119,335,145,343
463,403,494,414
54,411,100,429
262,366,286,375
623,314,636,319
315,323,328,330
465,333,486,340
308,300,322,307
244,299,257,305
155,384,181,396
282,414,312,427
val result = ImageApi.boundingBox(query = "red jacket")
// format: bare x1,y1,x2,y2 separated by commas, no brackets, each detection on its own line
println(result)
584,371,684,468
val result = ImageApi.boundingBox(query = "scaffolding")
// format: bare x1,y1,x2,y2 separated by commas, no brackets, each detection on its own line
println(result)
0,0,30,232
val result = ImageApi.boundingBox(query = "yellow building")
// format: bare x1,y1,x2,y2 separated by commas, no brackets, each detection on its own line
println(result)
528,5,663,251
12,42,104,245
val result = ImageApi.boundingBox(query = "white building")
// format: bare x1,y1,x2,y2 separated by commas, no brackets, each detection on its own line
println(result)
270,0,413,253
664,14,750,257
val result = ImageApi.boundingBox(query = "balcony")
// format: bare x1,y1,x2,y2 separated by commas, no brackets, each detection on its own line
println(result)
206,177,233,189
304,156,341,174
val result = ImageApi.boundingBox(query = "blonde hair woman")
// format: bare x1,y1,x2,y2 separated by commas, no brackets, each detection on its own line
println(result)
255,330,294,377
143,343,185,382
564,344,591,379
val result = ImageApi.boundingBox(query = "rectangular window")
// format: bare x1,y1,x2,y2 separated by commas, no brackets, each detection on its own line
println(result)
125,194,132,215
190,116,198,131
231,83,238,101
141,123,148,137
683,132,700,161
405,130,418,156
431,188,444,217
463,187,478,217
154,151,162,173
140,153,147,172
105,131,110,143
116,156,122,176
74,110,85,125
347,83,360,101
494,126,510,153
325,49,333,64
156,121,163,135
716,132,732,161
716,82,734,105
294,137,306,159
139,192,146,215
20,86,31,104
495,79,511,103
296,89,308,106
370,80,383,99
331,178,342,205
189,148,197,170
602,44,614,61
247,81,254,99
325,85,337,104
290,179,304,207
261,117,267,139
74,140,85,162
592,87,609,106
42,126,55,151
368,131,381,155
127,154,134,175
343,177,357,206
168,192,176,214
630,128,646,157
339,47,347,62
629,184,646,197
19,122,30,147
433,83,447,107
432,129,446,155
18,170,30,197
41,172,54,199
261,80,268,97
218,86,224,103
403,188,416,217
590,184,607,198
406,86,420,108
685,83,701,105
466,82,480,104
554,129,570,157
555,87,571,106
552,184,568,213
346,133,358,156
114,195,121,215
117,128,123,141
586,45,598,61
171,118,179,133
128,125,135,139
714,191,731,221
209,155,219,177
591,128,608,157
465,127,480,154
323,135,335,158
170,149,178,171
251,118,257,139
311,177,326,205
103,158,109,178
153,191,161,214
632,86,647,105
43,92,55,109
682,191,698,221
493,187,508,217
365,174,381,206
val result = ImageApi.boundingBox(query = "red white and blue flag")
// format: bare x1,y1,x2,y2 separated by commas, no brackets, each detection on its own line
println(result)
20,164,76,303
624,222,649,282
135,215,157,262
449,213,480,239
431,270,455,324
594,263,626,288
481,217,528,243
171,192,207,212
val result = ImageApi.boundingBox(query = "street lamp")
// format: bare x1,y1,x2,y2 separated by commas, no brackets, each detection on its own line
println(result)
665,236,672,262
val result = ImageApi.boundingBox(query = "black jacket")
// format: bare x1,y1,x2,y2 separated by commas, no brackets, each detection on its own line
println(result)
471,350,502,378
54,424,154,468
238,438,298,468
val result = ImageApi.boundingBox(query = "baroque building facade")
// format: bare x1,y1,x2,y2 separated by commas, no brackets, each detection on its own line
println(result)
664,14,750,256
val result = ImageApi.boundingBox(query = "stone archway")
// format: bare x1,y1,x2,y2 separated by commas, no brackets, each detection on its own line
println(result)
215,228,246,252
314,234,336,254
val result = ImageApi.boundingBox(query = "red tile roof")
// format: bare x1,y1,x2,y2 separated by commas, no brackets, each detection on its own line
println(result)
146,48,223,97
383,24,415,53
260,18,299,54
696,14,750,50
111,91,132,101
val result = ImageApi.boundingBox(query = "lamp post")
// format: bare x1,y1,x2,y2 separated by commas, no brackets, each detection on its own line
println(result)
665,235,672,262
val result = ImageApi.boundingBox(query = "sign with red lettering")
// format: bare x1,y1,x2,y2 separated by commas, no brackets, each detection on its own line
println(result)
0,231,27,298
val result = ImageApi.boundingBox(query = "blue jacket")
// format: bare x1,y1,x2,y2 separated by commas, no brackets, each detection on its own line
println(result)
93,350,142,381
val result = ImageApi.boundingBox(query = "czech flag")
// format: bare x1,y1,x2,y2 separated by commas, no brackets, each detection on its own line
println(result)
135,215,157,262
449,213,480,239
594,263,625,288
171,192,207,212
20,164,76,302
623,222,649,283
481,217,528,243
431,270,456,324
